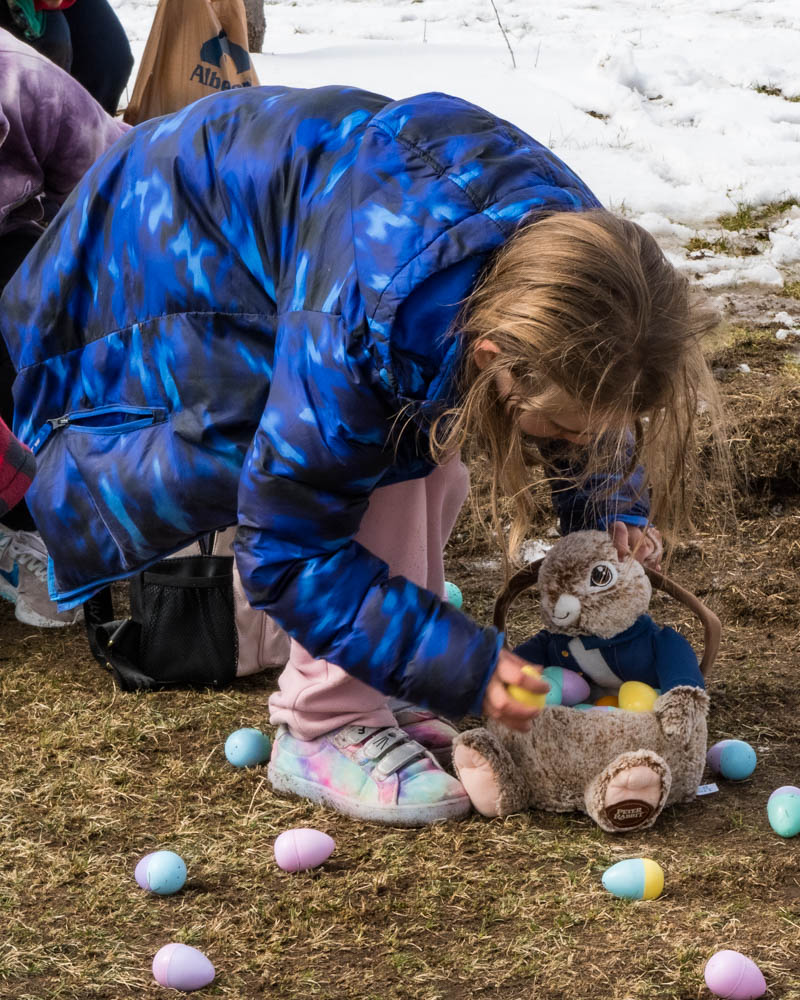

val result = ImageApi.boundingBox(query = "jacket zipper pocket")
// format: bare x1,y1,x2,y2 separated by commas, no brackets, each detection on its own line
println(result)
30,405,167,454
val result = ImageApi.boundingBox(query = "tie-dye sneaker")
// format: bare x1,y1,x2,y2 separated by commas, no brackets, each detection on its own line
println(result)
388,698,459,769
268,723,471,826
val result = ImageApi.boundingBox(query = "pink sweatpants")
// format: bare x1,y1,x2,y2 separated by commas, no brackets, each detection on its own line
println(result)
269,457,470,740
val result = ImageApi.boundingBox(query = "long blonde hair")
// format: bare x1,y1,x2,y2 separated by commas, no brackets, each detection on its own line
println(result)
430,210,727,563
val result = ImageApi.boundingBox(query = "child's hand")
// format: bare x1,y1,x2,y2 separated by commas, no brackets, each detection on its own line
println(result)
483,649,550,732
610,521,662,571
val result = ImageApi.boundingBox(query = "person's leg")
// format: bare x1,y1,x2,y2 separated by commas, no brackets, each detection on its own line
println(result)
0,7,70,68
63,0,133,114
269,456,470,739
267,456,472,824
31,11,72,71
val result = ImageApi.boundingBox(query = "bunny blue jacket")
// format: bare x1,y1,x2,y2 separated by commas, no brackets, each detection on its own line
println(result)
0,85,649,719
514,613,704,694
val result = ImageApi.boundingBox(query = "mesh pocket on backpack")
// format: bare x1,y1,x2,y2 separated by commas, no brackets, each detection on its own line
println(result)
131,555,238,687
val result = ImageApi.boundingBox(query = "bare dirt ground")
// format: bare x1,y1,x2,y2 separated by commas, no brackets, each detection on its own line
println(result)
1,284,799,999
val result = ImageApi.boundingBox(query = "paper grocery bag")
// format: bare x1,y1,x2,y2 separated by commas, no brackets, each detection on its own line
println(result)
124,0,260,125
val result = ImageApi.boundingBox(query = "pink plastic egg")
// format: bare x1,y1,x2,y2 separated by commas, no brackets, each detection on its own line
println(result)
152,943,215,991
274,828,335,872
704,949,766,1000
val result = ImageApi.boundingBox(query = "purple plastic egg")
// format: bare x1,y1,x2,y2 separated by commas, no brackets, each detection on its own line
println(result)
274,828,335,873
152,943,215,991
768,784,800,804
135,852,155,890
559,670,591,706
704,949,766,1000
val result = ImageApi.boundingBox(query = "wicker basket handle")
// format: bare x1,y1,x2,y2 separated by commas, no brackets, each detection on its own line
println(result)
493,561,721,677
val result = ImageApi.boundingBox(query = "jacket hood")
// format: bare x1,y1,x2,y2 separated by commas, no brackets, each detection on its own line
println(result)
350,92,600,402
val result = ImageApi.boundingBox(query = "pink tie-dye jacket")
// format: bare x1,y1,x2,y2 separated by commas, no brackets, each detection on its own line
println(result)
0,28,128,236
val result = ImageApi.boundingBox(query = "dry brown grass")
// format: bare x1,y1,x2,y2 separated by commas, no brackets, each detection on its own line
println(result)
1,320,799,999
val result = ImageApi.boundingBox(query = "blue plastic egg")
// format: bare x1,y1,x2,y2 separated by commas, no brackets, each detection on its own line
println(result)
444,581,463,609
224,727,271,767
767,785,800,838
135,850,187,895
706,739,757,781
602,858,664,900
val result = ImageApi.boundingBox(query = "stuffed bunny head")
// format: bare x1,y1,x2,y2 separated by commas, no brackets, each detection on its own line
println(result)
538,530,652,639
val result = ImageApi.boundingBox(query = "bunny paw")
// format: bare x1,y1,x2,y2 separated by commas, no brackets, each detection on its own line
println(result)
586,750,671,833
453,742,503,817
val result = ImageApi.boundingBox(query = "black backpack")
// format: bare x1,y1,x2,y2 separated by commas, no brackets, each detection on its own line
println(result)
83,534,238,690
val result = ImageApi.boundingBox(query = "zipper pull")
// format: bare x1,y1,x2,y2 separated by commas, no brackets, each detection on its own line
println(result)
31,414,70,454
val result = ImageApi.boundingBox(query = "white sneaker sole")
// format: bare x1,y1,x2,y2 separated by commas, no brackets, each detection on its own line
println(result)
14,599,82,629
268,763,471,827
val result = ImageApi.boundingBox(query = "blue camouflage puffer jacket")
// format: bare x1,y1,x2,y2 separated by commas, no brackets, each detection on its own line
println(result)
0,86,648,719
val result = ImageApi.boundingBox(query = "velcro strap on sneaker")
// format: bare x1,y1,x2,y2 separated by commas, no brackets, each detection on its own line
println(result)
330,725,377,750
361,727,409,760
374,741,427,777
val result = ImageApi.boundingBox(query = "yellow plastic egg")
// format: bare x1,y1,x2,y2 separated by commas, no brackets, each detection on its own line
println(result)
507,665,547,708
618,681,658,712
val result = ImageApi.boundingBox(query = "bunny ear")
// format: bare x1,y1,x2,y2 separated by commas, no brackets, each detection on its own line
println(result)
493,561,542,635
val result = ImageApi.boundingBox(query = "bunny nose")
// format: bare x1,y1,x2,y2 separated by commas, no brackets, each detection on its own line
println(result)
552,594,581,627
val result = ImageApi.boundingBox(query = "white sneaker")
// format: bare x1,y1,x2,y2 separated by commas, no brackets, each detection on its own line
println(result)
0,528,82,628
387,697,459,769
268,723,471,826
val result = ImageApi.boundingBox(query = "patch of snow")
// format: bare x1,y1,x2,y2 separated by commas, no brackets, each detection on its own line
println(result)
769,218,800,265
113,0,800,290
519,539,552,564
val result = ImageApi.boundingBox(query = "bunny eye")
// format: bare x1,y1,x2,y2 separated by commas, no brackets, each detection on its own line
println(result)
589,562,617,589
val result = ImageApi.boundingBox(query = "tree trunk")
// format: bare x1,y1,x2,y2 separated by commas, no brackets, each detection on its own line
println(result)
242,0,265,53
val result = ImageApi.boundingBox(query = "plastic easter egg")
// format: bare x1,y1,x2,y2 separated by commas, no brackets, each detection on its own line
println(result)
274,828,335,873
152,943,215,991
540,666,563,705
507,665,548,708
601,858,664,900
224,727,271,767
595,695,619,707
617,681,658,712
767,785,800,838
706,740,757,781
540,666,590,706
704,949,766,999
135,852,155,890
135,850,187,895
444,581,463,609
